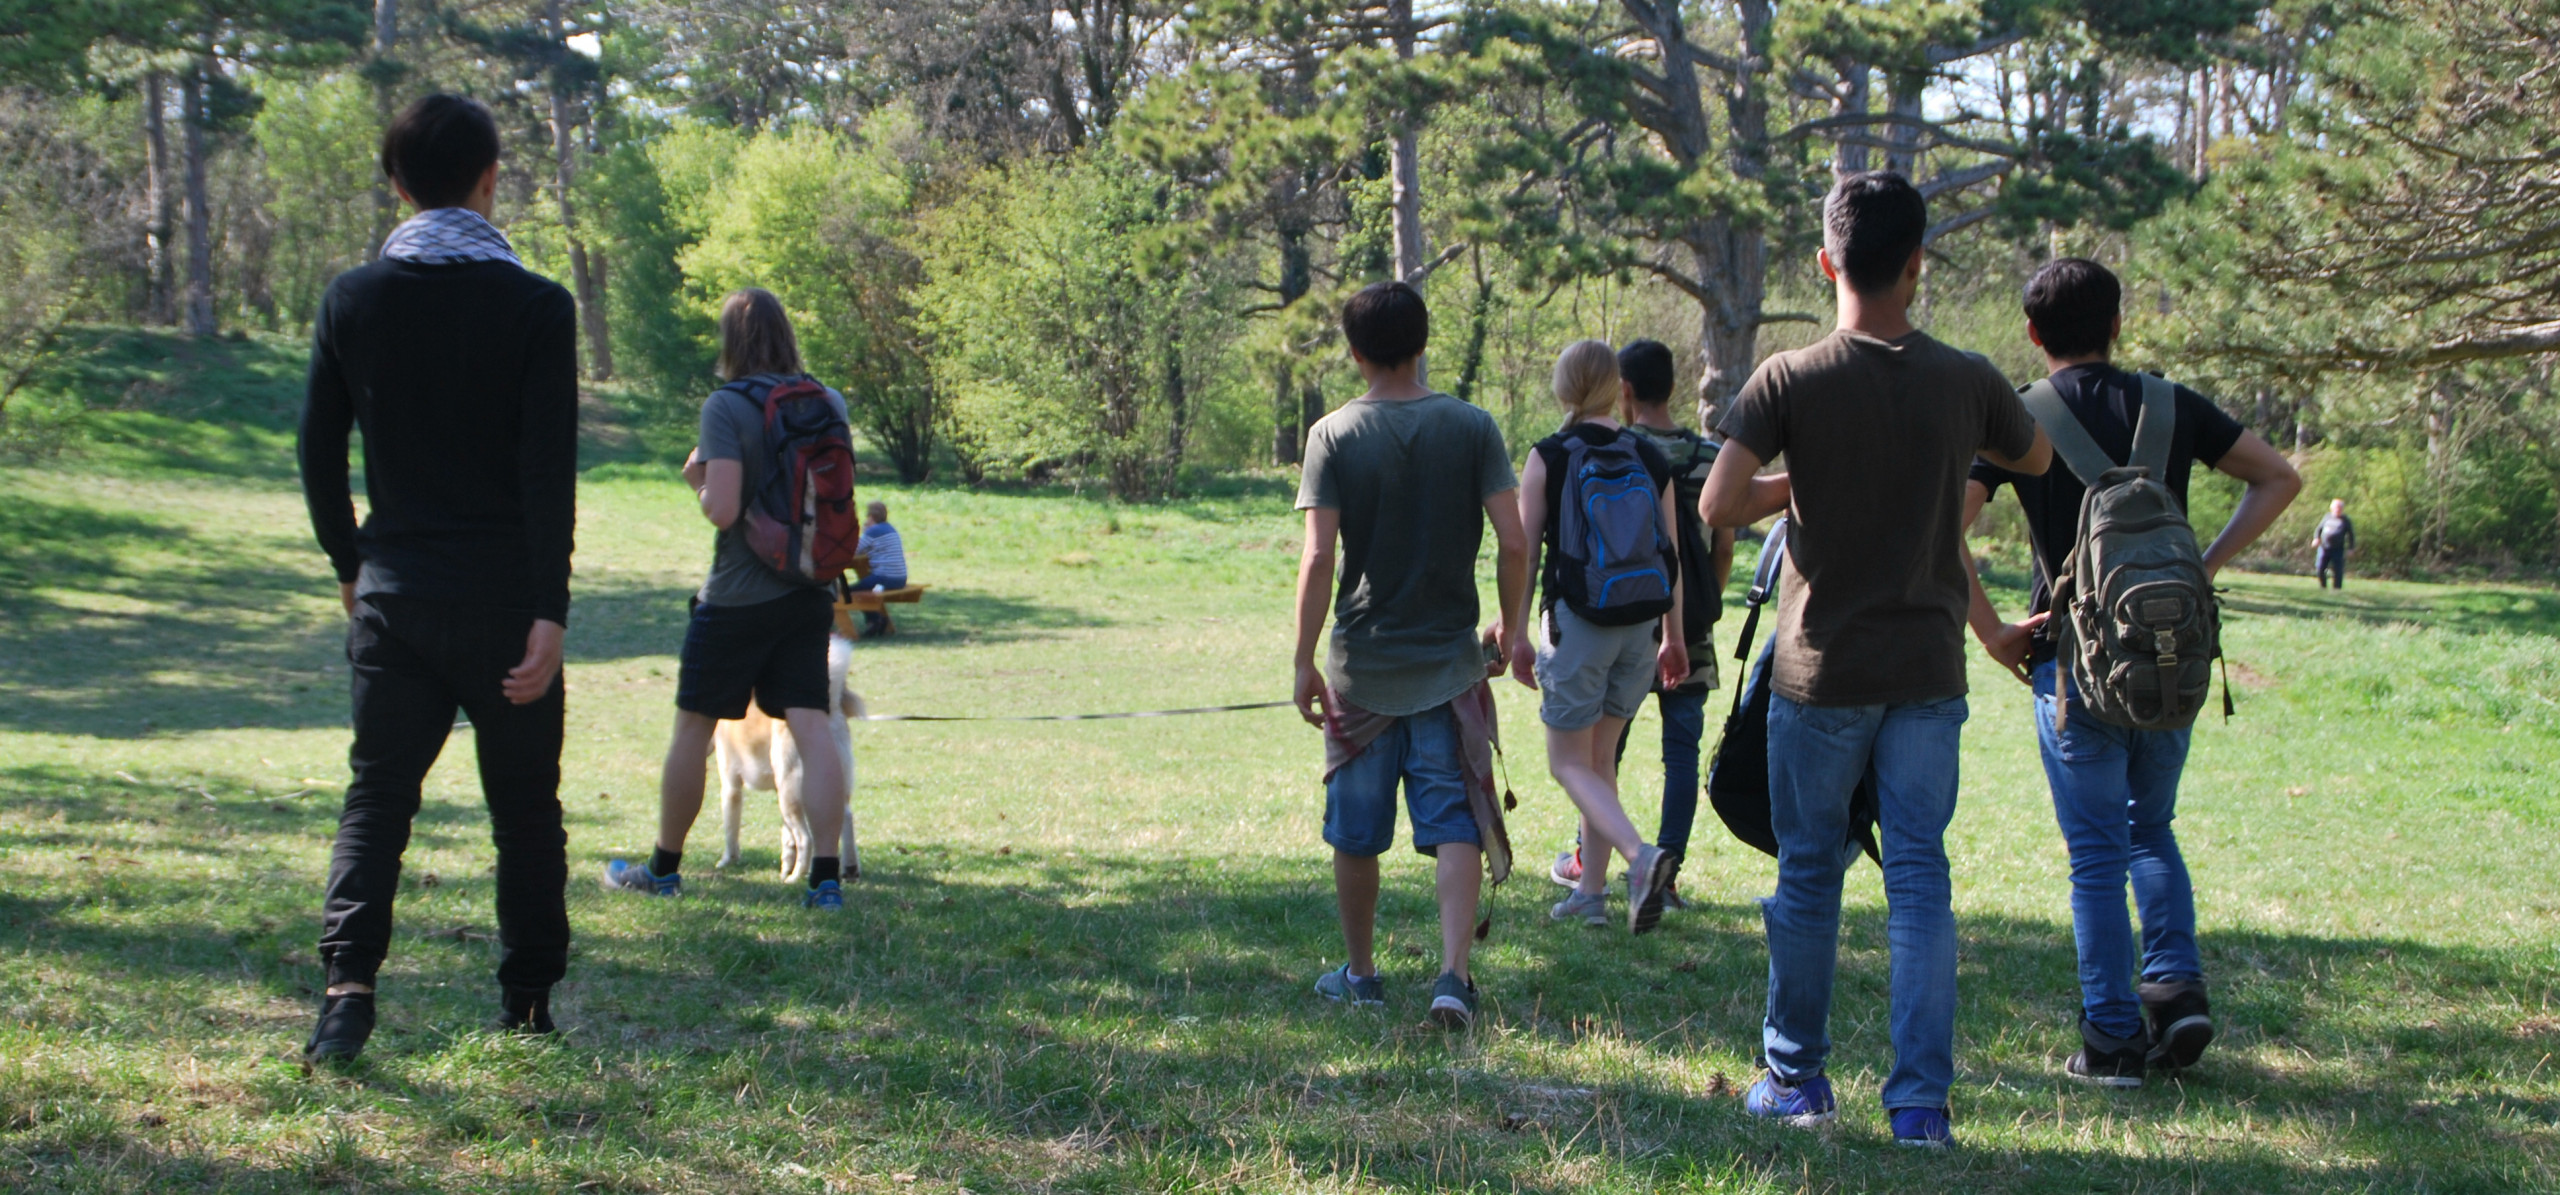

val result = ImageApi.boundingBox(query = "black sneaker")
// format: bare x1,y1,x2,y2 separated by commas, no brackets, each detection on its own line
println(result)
2065,1013,2147,1088
2139,979,2215,1069
1427,972,1478,1030
500,988,555,1037
304,992,376,1063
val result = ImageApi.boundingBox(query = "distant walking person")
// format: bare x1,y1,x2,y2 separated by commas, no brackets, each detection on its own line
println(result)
1514,340,1689,935
1965,257,2300,1090
297,95,578,1062
853,500,907,636
605,289,853,910
1700,172,2052,1147
2314,499,2355,588
1296,281,1529,1030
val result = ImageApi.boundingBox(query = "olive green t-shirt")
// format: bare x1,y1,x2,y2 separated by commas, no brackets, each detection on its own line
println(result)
1715,330,2037,706
1296,393,1518,716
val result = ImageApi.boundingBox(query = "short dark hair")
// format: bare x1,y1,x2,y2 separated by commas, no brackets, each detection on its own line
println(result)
1341,281,1428,367
2022,257,2122,359
1823,171,1927,295
381,94,501,209
1617,339,1675,405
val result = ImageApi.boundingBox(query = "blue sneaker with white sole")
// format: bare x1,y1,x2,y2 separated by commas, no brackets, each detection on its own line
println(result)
603,859,680,897
802,880,844,910
1743,1072,1837,1126
1890,1106,1955,1149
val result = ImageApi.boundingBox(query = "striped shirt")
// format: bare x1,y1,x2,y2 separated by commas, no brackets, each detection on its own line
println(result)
859,522,907,580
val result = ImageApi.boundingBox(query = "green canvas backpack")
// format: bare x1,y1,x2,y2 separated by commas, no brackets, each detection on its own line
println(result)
2024,373,2222,732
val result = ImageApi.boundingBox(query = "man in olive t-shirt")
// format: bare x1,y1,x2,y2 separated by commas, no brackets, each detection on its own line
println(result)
1292,281,1529,1031
1701,172,2050,1145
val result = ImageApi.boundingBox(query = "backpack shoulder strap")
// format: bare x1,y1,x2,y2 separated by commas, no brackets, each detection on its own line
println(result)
2130,373,2177,478
2020,378,2121,487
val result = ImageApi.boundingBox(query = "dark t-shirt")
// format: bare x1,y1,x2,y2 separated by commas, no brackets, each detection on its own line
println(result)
1297,393,1519,716
2317,514,2355,550
1532,422,1676,609
1970,363,2245,665
1717,329,2039,706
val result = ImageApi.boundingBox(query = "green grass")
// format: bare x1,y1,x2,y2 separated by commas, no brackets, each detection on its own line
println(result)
3,376,2558,1191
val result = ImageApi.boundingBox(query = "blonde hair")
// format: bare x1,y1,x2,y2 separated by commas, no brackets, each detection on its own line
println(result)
1551,339,1620,429
715,288,802,381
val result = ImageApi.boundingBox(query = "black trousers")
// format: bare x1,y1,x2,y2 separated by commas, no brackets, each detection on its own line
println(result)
318,595,568,994
2316,546,2347,588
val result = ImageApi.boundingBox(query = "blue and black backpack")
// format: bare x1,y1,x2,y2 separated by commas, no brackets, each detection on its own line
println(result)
1548,428,1676,628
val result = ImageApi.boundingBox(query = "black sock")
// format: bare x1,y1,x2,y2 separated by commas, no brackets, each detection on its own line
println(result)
650,847,682,878
810,856,840,887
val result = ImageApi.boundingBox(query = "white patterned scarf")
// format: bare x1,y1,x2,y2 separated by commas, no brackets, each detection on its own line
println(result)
379,207,521,266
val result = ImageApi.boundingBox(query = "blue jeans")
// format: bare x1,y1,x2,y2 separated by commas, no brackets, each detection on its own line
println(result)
1762,691,1966,1112
1323,703,1480,857
2032,662,2201,1040
1653,687,1709,858
852,572,905,634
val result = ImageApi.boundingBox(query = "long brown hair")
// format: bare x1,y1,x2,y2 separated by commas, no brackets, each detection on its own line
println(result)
715,288,802,380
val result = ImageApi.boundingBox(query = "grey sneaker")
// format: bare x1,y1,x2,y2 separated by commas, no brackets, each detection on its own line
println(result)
1313,964,1385,1007
1549,889,1609,927
1428,972,1478,1029
1625,845,1673,935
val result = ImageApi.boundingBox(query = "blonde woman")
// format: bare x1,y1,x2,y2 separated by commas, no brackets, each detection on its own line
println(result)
1509,339,1688,934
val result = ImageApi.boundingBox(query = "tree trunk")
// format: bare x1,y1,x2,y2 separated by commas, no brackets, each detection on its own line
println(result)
1831,60,1869,177
1389,0,1425,382
1882,71,1924,177
180,62,216,338
1689,1,1774,415
545,4,613,380
1272,360,1300,465
370,0,399,257
143,71,175,325
1162,335,1188,493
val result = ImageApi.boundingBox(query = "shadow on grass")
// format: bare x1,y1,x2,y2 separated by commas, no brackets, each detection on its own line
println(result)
5,778,2554,1192
0,492,346,737
568,581,1111,664
2220,575,2560,638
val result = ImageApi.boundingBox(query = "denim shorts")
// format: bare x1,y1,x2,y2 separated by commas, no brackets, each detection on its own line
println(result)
1323,702,1481,857
1533,604,1659,729
675,587,833,719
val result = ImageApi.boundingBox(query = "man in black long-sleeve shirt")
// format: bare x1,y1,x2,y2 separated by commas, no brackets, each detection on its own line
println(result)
296,94,579,1062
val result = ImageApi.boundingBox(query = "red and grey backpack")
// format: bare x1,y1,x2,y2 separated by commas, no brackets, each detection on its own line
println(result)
726,374,860,585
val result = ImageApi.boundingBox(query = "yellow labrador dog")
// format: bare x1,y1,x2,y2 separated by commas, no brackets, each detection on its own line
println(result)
713,633,863,881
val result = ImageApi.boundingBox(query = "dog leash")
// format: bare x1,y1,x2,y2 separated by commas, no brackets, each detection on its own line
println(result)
853,700,1296,723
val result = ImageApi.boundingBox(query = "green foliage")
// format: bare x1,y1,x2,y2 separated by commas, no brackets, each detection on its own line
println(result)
248,70,375,327
583,121,719,423
918,149,1248,498
680,115,936,482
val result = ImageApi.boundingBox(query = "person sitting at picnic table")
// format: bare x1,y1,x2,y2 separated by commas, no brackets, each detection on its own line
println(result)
852,500,907,636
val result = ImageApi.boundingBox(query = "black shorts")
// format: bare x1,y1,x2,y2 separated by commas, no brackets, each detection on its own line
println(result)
674,587,832,719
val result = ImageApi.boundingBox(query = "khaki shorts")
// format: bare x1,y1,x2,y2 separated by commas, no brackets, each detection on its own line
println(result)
1534,603,1659,730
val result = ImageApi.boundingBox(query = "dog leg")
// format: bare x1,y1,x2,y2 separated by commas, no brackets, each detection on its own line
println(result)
832,704,859,879
714,735,743,870
775,721,811,883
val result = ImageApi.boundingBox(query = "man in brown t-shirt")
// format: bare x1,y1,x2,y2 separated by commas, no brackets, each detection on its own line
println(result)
1701,172,2050,1146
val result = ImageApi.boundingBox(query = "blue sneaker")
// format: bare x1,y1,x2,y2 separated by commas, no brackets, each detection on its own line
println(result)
1890,1106,1955,1149
603,859,680,897
802,880,844,910
1313,964,1385,1007
1743,1072,1837,1126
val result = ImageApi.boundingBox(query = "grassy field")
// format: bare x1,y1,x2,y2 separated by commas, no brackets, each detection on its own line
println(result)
3,340,2558,1192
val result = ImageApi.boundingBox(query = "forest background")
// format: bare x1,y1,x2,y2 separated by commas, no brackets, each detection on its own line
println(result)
2,0,2557,575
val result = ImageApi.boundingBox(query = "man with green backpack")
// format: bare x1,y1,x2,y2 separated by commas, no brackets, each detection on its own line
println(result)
1964,258,2301,1088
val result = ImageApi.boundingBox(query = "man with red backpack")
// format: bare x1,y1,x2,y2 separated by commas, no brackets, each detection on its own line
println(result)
605,287,858,910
